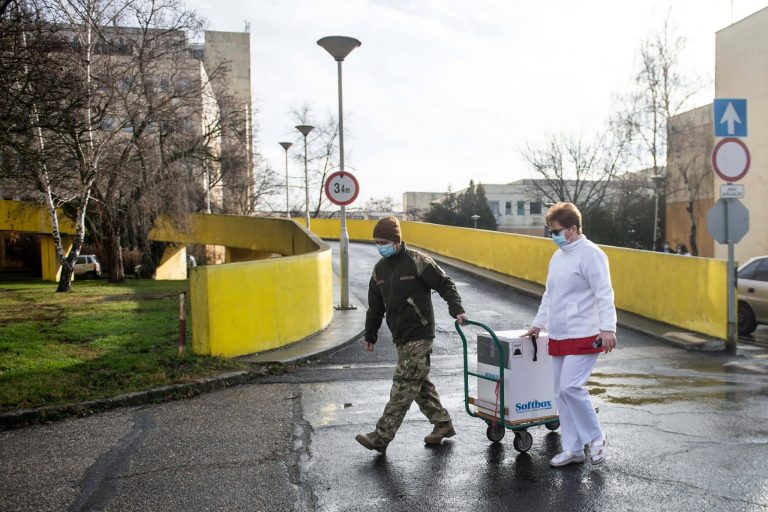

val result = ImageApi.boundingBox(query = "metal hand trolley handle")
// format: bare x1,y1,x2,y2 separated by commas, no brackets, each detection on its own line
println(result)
454,319,561,453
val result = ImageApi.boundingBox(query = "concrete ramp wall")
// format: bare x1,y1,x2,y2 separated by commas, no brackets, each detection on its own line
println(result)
308,218,728,340
152,215,333,357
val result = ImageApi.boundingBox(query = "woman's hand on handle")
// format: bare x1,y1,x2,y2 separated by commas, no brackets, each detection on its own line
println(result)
523,326,541,338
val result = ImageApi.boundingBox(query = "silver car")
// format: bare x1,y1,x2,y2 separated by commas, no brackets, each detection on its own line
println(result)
737,256,768,335
74,254,102,279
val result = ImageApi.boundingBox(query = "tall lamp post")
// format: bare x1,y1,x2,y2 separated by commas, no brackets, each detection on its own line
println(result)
317,35,361,310
295,125,314,229
278,142,293,219
651,174,665,251
471,214,480,229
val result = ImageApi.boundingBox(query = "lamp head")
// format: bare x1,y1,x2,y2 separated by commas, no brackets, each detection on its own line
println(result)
279,142,293,150
295,125,315,137
317,36,361,61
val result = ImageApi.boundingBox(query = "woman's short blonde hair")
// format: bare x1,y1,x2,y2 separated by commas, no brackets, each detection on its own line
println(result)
545,202,583,234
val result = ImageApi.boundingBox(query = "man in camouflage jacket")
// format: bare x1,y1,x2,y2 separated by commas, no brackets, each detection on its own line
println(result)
355,217,468,454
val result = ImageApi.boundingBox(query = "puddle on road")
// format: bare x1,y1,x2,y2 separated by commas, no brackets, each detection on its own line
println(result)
587,372,764,406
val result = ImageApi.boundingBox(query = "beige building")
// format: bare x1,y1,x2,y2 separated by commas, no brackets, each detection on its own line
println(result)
402,192,448,219
713,7,768,261
665,105,716,257
666,6,768,261
203,31,254,214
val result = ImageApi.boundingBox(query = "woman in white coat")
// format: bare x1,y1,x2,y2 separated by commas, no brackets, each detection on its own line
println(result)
524,202,617,467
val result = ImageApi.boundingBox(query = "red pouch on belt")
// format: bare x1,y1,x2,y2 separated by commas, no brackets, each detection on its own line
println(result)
548,335,604,356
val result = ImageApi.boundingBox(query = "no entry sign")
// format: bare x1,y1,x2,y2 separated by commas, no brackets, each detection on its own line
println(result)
712,137,750,182
324,171,360,206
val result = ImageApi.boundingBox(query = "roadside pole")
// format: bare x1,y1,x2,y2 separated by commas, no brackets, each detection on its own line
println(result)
725,199,736,354
709,98,750,354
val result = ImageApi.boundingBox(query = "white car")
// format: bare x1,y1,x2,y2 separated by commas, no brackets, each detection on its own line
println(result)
74,254,102,279
737,256,768,335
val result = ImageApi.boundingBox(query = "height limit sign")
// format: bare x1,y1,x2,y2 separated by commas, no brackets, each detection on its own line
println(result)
324,171,360,206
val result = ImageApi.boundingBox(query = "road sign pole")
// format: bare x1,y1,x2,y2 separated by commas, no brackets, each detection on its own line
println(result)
340,204,351,309
336,59,354,310
725,199,737,354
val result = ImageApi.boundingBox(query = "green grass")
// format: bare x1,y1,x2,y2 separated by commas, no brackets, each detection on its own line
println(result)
0,278,251,412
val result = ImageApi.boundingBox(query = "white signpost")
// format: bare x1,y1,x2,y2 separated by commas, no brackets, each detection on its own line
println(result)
709,99,750,353
324,171,360,206
324,170,360,310
712,137,750,182
720,184,745,199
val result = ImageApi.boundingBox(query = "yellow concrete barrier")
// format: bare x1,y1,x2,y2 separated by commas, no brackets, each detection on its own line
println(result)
309,218,728,340
1,200,76,281
152,214,333,357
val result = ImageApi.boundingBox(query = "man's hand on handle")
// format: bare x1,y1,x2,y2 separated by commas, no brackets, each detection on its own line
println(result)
364,341,375,352
455,313,468,325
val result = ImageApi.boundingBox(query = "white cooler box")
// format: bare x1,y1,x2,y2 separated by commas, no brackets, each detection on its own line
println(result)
474,329,558,425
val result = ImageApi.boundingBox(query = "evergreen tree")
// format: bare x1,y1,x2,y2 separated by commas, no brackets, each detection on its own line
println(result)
425,181,497,230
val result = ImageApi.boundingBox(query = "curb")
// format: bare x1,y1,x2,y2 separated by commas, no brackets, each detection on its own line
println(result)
0,368,281,431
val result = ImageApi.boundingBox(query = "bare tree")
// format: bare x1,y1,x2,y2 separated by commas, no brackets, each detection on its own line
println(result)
85,1,237,282
1,0,139,291
666,106,714,256
521,119,632,213
363,196,399,212
622,15,703,249
222,105,280,216
289,104,340,218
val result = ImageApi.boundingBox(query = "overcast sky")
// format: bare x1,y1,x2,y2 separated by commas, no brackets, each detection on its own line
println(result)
184,0,768,210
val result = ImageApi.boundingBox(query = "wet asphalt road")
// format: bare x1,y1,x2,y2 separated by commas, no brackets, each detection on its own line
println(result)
1,242,768,511
283,242,768,511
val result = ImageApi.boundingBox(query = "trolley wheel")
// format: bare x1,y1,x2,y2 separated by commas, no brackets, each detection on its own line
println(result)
513,431,533,453
486,422,505,443
545,420,560,431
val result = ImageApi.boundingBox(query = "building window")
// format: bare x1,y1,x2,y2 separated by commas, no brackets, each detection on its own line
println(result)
517,201,525,215
505,201,512,215
530,201,542,215
488,201,500,217
100,116,116,130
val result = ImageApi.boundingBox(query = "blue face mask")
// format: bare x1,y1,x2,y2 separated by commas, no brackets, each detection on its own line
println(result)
377,243,397,258
551,227,570,248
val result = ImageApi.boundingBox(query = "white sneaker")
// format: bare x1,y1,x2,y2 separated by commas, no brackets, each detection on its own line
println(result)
550,451,586,467
590,436,608,465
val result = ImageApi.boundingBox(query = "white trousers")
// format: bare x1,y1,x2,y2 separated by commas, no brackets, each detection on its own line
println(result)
553,354,603,453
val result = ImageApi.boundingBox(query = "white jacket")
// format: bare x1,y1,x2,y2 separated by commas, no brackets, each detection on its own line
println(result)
532,235,617,339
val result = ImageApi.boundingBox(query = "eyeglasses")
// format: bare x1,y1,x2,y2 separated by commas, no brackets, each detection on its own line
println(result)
550,226,570,236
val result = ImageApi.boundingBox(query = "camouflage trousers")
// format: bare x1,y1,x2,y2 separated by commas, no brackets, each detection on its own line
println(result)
375,338,452,443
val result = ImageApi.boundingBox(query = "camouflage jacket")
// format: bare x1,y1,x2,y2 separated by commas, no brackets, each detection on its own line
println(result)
365,242,465,345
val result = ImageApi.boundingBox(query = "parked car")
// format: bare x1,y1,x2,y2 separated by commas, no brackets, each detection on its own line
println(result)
74,254,102,279
737,255,768,335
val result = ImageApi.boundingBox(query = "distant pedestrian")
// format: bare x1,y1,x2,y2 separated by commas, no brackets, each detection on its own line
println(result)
676,244,690,256
355,216,468,454
523,202,616,467
662,241,671,253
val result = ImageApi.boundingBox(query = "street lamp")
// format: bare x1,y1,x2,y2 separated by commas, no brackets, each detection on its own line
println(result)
278,142,293,219
317,35,361,310
295,125,314,229
471,214,480,229
651,174,665,251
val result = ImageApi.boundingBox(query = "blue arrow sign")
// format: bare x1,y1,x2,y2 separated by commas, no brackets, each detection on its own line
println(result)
713,99,747,137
